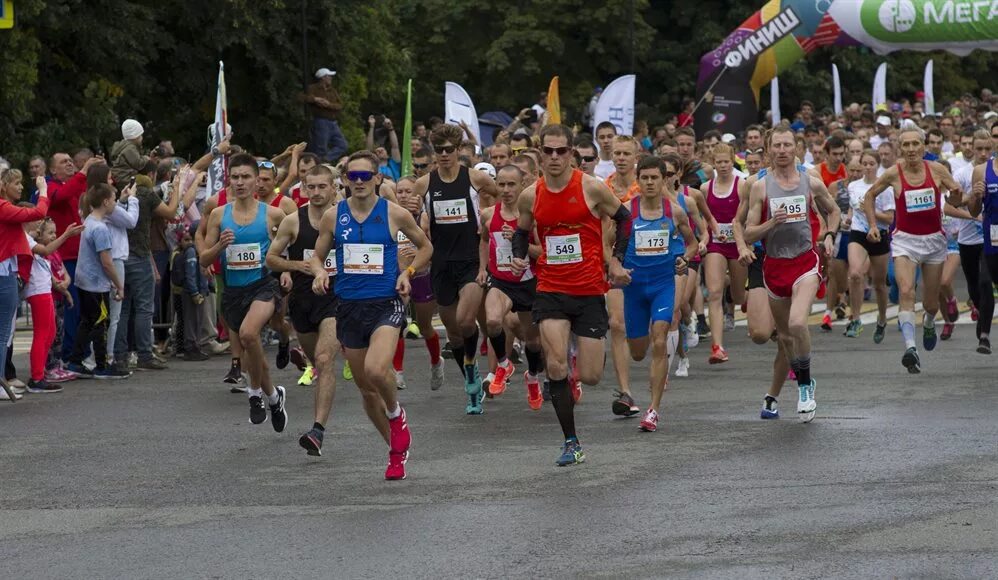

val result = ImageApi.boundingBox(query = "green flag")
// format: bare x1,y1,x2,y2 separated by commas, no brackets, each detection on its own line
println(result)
401,79,413,176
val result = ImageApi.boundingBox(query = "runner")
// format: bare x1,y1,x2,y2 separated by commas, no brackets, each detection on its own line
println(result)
265,164,340,456
593,122,617,180
619,156,696,432
845,151,895,341
476,165,543,408
310,150,431,480
701,143,745,363
200,153,289,431
744,126,841,423
411,124,498,414
965,130,998,355
812,136,849,330
863,122,964,373
510,123,632,466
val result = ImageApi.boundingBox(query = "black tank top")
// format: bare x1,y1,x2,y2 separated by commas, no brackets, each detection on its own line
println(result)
288,205,332,297
427,165,480,262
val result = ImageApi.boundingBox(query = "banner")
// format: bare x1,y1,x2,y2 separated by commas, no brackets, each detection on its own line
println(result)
832,63,843,115
545,76,561,125
592,74,636,136
923,59,935,115
872,62,888,112
401,79,413,176
770,77,781,124
444,82,481,144
206,61,228,199
829,0,998,56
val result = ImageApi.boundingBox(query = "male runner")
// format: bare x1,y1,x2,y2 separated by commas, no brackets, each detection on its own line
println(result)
864,122,963,373
411,124,498,414
265,164,340,456
510,123,631,466
200,153,289,431
594,122,617,180
811,136,849,330
745,127,840,423
964,130,998,355
311,150,431,480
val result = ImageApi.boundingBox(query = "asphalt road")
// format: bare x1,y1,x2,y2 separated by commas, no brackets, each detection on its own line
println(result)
1,324,996,579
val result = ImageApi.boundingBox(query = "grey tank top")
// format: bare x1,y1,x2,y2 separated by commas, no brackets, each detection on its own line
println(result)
764,170,813,259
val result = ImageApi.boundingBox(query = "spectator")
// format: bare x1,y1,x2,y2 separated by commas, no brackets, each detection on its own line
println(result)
27,155,47,203
110,119,151,188
73,148,95,172
366,115,401,181
303,68,347,163
172,225,209,361
677,98,695,128
44,241,75,383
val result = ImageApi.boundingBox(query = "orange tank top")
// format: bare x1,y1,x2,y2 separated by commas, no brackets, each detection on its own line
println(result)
534,169,608,295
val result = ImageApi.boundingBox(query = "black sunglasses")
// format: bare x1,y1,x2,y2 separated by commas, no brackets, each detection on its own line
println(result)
436,145,457,155
542,146,571,156
413,163,429,170
579,155,597,163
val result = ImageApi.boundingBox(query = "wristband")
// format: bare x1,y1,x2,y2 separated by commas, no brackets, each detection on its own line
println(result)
405,266,416,277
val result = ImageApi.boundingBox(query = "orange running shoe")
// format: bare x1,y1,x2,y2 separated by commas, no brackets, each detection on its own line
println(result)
525,372,543,410
708,344,729,364
490,360,514,396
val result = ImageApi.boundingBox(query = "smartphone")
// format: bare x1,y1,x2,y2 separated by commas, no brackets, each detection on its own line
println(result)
129,176,136,187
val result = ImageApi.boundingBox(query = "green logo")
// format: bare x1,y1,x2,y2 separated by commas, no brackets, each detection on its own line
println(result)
860,0,998,42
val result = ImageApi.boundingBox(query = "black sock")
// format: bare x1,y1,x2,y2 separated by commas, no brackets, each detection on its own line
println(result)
450,345,466,376
463,329,479,364
231,357,240,369
488,330,507,364
313,422,324,432
525,346,542,375
794,356,811,387
548,378,576,440
696,313,706,326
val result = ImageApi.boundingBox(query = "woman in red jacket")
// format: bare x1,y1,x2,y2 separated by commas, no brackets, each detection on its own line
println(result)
0,169,50,401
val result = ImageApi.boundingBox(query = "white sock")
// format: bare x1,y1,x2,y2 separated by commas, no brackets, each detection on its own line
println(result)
386,402,401,419
666,329,680,377
923,312,935,328
248,388,263,399
898,311,917,349
267,390,280,405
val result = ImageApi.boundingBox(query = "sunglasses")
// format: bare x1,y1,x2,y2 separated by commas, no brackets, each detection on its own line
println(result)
510,147,527,155
542,146,570,156
413,163,429,170
579,155,597,163
436,145,457,155
346,170,376,183
258,161,275,170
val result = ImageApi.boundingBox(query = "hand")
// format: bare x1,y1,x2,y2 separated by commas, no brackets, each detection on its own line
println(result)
475,269,488,287
501,224,514,241
315,97,331,108
510,257,529,277
113,285,124,301
972,180,985,200
770,206,788,225
517,108,531,120
383,117,393,130
218,229,235,248
65,223,85,237
293,141,307,154
403,194,422,215
217,139,232,156
697,240,708,257
153,267,161,284
867,228,881,243
65,295,75,309
675,256,689,276
737,245,756,266
192,293,205,305
82,156,104,173
396,271,411,298
368,115,376,128
312,270,330,295
822,235,835,258
280,271,293,292
121,182,136,199
35,176,48,196
609,262,632,287
201,266,213,279
715,230,728,243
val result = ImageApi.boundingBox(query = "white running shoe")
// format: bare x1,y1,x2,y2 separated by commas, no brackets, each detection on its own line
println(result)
684,323,699,349
797,380,816,423
676,356,690,377
394,370,407,390
430,360,445,391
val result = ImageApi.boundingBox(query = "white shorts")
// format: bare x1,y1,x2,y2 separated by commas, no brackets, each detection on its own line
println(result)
891,231,947,265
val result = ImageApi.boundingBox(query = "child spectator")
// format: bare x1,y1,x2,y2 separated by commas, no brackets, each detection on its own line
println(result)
172,225,209,361
45,246,77,382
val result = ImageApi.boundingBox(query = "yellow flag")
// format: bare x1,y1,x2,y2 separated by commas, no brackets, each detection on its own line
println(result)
545,76,561,125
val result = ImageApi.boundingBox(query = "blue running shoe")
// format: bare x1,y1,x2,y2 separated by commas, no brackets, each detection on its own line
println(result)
465,394,484,415
463,361,482,397
760,395,779,420
556,438,585,467
65,363,94,378
797,380,816,423
923,324,937,351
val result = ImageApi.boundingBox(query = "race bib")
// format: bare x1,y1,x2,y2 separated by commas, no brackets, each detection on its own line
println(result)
225,243,261,271
635,229,670,256
343,244,384,275
716,222,734,243
492,232,514,272
770,195,807,223
545,234,582,265
433,199,468,224
396,230,415,251
303,248,337,275
991,224,998,246
904,188,936,213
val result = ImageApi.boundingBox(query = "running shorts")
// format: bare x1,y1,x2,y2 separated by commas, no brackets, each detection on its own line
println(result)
623,278,676,339
891,231,947,265
848,229,891,257
336,298,406,349
221,277,282,331
762,250,820,300
532,292,608,339
487,275,536,313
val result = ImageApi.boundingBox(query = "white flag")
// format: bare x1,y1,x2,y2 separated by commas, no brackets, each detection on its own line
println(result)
770,77,780,125
923,60,935,116
593,75,636,136
444,82,481,143
832,64,842,116
206,61,228,198
872,63,887,112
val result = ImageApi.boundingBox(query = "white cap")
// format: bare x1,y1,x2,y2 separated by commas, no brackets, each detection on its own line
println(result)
315,68,336,79
474,162,497,179
983,111,998,121
876,116,892,127
121,119,144,140
721,133,736,144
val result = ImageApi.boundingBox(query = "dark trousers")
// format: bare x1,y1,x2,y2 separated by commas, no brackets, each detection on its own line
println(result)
70,289,110,369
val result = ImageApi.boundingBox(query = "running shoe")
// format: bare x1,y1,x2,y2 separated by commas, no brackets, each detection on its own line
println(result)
696,319,710,339
27,379,63,394
612,391,640,417
290,346,307,371
223,361,243,385
970,304,980,322
94,367,131,380
464,361,484,415
404,322,421,339
797,380,816,423
269,386,288,433
395,370,407,390
482,372,495,398
902,347,921,374
299,427,323,456
429,360,445,391
230,382,248,394
844,319,863,338
136,358,166,371
639,408,659,432
388,405,411,454
45,368,76,383
441,342,454,359
343,360,353,381
977,337,992,355
676,356,690,377
180,349,210,361
525,372,543,410
873,322,887,344
490,360,513,396
835,303,847,320
556,438,585,467
297,365,315,386
65,362,94,378
570,376,583,404
723,313,735,331
945,296,959,323
923,324,937,351
941,322,955,341
276,341,291,370
0,382,20,401
385,450,408,480
820,313,833,332
509,341,523,365
249,395,267,424
684,322,700,349
760,395,779,420
708,344,729,364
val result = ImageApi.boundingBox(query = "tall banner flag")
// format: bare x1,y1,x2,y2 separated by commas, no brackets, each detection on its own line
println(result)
593,74,636,136
872,62,888,112
444,82,481,144
545,76,561,125
923,59,935,116
770,77,781,124
206,61,229,199
401,79,413,176
832,63,843,115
